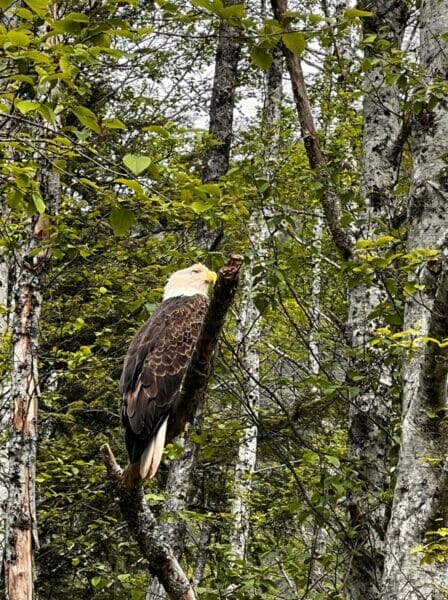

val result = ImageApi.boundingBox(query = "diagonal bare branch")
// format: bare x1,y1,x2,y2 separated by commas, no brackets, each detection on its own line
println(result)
270,0,355,261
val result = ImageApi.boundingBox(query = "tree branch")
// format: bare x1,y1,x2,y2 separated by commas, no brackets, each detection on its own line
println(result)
270,0,355,261
100,444,197,600
166,253,243,442
100,254,242,598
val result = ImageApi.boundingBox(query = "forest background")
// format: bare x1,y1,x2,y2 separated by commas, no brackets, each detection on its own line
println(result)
1,0,448,599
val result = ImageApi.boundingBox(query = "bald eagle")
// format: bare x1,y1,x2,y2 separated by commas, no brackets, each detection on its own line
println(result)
119,263,217,486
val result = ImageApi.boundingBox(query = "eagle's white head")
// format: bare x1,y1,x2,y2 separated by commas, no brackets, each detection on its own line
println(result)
163,263,217,300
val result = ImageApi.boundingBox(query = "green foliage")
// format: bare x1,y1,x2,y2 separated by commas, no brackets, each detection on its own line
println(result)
2,0,444,597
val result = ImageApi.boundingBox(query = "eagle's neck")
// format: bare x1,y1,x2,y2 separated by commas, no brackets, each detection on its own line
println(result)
163,288,208,301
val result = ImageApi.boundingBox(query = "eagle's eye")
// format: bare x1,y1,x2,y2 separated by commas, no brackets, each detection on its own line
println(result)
191,268,200,274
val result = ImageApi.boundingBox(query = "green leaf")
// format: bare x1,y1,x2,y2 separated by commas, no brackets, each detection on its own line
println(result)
250,46,273,70
23,0,48,17
345,8,373,18
71,106,101,134
282,32,306,56
7,189,23,209
327,455,341,468
7,29,32,47
221,4,245,18
143,125,171,138
110,206,134,236
0,0,14,9
114,177,144,196
64,12,89,22
31,191,46,214
102,117,126,130
191,200,212,214
196,183,220,196
123,154,151,175
15,100,40,114
90,576,107,589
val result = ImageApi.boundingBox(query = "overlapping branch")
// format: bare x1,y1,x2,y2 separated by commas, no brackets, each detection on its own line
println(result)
270,0,355,261
101,253,243,599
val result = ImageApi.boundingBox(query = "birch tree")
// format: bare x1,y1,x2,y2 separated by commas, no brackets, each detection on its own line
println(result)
229,44,282,562
1,4,62,596
382,1,448,596
344,1,409,596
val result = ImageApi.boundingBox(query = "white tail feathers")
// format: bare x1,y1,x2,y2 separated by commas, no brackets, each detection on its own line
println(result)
139,418,168,480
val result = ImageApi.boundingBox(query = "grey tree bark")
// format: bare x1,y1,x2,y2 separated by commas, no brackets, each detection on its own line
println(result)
3,172,59,599
197,0,242,251
0,3,20,567
344,2,409,598
146,4,241,582
382,1,448,597
0,205,11,572
229,44,282,562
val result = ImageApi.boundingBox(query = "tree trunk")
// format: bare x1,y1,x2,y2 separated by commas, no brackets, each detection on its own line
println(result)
344,2,408,597
0,205,11,569
270,0,354,261
191,522,212,588
147,7,242,596
197,0,242,251
3,207,56,600
382,1,448,596
0,3,19,568
229,44,282,561
146,442,198,599
3,237,42,600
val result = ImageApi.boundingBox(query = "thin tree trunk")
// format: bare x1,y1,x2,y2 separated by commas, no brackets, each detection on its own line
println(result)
382,1,448,596
191,522,212,588
198,0,242,251
146,442,198,599
229,44,282,562
4,206,58,599
0,3,19,569
304,213,331,593
270,0,354,261
3,232,42,600
0,206,11,569
147,7,242,596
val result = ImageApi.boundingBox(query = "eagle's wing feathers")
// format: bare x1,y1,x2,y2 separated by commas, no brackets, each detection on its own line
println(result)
120,295,209,468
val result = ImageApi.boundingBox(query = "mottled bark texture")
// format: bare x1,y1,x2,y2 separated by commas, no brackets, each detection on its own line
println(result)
0,4,21,568
146,441,198,599
344,2,409,598
229,44,282,563
270,0,354,261
4,208,57,599
382,1,448,596
0,205,11,568
102,445,197,600
107,255,242,598
197,0,242,251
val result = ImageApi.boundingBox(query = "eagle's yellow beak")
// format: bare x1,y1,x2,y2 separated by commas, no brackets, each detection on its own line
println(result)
205,269,217,284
